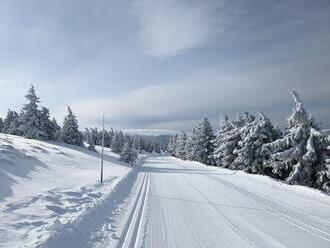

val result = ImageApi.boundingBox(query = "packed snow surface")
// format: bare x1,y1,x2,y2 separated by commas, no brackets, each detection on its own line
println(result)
1,135,330,247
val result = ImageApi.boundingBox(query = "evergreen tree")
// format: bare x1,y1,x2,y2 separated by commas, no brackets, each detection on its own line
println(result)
118,130,125,151
61,107,83,146
3,110,22,135
0,118,3,133
184,128,198,160
90,128,99,145
10,111,22,136
232,113,281,173
167,134,178,156
111,131,123,154
154,142,161,154
212,113,255,168
318,134,330,192
132,135,143,153
194,117,215,165
212,115,235,167
86,131,96,152
51,117,61,140
262,91,320,185
308,129,330,191
104,131,111,147
108,127,114,147
97,128,105,146
175,132,187,159
119,141,138,165
19,85,44,139
2,110,14,134
38,107,54,140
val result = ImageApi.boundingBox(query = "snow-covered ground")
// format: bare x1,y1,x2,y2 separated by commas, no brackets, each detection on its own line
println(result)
1,137,330,247
0,134,132,247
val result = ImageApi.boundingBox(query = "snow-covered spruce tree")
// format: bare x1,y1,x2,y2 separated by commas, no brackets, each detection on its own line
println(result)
0,118,3,132
124,134,131,145
119,141,138,165
83,128,90,141
108,127,114,147
310,131,330,192
38,107,56,140
103,131,111,148
153,142,161,154
61,107,84,146
98,128,105,146
194,117,215,165
90,128,99,145
167,134,178,156
184,128,198,161
50,117,61,140
3,110,22,135
2,110,16,134
212,113,255,168
261,91,320,185
212,115,235,167
143,139,152,153
232,113,282,173
175,132,187,159
19,85,46,139
132,135,143,153
118,131,125,151
86,131,97,152
322,135,330,191
111,131,123,154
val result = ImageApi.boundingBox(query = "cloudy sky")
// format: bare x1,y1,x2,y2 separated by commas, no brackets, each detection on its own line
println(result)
0,0,329,131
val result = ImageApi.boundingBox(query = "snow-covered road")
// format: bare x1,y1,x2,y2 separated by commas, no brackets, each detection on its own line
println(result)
43,155,330,248
119,156,330,248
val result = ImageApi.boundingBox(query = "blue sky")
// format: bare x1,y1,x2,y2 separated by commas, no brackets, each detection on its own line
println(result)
0,0,329,131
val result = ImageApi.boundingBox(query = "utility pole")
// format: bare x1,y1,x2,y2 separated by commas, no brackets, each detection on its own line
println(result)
100,115,105,183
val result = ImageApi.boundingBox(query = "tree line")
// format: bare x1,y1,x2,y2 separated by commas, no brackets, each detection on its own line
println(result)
0,85,167,165
167,91,330,193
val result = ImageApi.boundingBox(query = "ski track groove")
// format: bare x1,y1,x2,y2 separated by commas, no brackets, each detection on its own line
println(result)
135,170,150,248
115,167,149,248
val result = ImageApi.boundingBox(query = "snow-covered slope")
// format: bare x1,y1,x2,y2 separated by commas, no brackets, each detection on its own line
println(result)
0,134,132,247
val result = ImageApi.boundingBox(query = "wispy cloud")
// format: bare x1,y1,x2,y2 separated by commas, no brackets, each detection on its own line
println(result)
131,0,223,58
72,54,330,130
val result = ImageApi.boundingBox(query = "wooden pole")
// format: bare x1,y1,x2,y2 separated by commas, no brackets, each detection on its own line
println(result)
100,115,105,183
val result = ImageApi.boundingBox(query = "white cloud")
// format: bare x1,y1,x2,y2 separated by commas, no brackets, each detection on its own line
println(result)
72,55,330,130
131,0,223,58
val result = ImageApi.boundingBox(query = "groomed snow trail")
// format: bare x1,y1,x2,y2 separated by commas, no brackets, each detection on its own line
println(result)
41,155,330,248
129,156,330,248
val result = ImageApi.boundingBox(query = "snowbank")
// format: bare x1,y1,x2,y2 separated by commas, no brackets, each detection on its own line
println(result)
0,134,132,247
